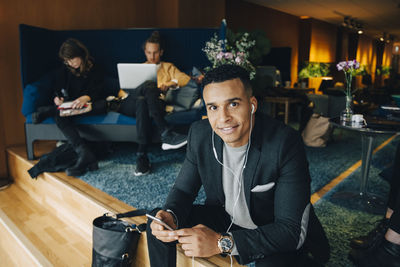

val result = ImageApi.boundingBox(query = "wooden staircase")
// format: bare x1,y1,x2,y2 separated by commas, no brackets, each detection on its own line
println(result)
0,142,242,267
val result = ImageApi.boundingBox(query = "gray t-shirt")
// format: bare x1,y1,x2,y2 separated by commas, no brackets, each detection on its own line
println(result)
222,143,257,230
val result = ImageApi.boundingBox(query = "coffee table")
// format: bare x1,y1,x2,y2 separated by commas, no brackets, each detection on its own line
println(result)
330,117,400,214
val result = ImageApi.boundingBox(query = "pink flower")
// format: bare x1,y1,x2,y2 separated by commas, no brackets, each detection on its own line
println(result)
235,56,243,64
224,52,233,59
337,60,360,72
216,52,224,60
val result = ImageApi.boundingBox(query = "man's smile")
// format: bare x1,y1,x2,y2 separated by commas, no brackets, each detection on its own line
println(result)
217,125,239,134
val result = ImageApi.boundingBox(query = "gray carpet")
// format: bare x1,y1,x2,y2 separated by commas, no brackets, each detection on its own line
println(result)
78,127,399,266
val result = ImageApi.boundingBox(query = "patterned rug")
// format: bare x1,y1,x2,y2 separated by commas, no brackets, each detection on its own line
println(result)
78,127,399,266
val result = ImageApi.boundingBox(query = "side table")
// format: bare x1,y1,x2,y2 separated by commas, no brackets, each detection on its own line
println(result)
264,96,302,124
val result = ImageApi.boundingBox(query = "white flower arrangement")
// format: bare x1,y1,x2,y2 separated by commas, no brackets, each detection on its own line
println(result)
203,33,256,79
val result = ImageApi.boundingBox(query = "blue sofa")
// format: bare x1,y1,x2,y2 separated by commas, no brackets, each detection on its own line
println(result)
20,24,224,159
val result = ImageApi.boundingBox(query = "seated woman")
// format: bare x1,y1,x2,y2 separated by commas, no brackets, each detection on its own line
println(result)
112,31,196,176
34,38,108,176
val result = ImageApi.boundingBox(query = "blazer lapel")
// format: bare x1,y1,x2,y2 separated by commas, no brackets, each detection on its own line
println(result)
212,133,225,205
243,118,262,209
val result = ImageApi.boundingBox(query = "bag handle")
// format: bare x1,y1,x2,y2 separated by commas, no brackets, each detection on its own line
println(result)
107,209,148,232
116,209,147,219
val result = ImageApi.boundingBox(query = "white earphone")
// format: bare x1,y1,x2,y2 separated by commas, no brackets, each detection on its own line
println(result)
251,104,255,114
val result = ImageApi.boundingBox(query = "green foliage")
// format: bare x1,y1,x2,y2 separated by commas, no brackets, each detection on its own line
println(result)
226,28,271,66
376,65,391,76
298,62,330,80
353,64,370,76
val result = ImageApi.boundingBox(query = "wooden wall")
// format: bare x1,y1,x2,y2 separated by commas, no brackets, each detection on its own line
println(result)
355,35,376,88
226,0,300,86
309,20,337,63
0,0,225,177
179,0,226,27
308,19,337,91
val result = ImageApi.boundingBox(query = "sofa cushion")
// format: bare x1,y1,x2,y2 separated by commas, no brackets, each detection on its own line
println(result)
25,108,204,126
164,80,200,110
21,72,54,117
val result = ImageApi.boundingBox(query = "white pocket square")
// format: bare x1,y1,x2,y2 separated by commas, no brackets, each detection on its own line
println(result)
251,182,275,193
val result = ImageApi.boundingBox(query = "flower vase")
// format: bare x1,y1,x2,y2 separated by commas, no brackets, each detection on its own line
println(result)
340,95,353,123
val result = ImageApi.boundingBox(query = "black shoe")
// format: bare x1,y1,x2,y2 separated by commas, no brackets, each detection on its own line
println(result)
350,218,390,250
161,130,187,150
106,96,122,112
66,144,98,176
134,154,150,176
349,239,400,267
0,178,12,191
32,106,56,124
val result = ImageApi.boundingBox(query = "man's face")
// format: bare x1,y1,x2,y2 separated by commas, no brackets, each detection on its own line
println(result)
144,42,163,64
203,78,257,147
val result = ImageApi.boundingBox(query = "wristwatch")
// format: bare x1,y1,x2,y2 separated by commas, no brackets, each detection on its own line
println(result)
217,233,234,255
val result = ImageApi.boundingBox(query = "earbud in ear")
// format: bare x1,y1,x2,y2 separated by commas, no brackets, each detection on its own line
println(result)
251,104,255,114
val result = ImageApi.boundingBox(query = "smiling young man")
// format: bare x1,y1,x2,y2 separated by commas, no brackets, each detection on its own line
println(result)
146,64,330,266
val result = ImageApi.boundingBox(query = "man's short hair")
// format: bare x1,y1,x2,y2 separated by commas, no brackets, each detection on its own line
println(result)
202,64,253,96
142,31,164,51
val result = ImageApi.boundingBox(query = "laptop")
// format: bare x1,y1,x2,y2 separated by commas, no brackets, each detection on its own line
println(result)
117,63,157,89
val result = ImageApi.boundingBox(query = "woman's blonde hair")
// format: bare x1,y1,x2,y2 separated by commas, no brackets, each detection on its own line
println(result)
59,38,93,76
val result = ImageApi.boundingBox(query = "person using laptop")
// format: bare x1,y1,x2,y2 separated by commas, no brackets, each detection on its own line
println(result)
111,31,191,176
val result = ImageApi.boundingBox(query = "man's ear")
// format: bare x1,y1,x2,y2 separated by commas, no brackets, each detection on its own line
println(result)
160,49,164,57
250,96,258,113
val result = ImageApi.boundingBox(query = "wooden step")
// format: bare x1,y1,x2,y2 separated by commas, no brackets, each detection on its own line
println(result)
0,209,52,267
4,143,242,267
0,183,89,266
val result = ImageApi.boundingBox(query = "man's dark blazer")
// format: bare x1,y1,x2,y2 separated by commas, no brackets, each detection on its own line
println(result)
164,114,329,265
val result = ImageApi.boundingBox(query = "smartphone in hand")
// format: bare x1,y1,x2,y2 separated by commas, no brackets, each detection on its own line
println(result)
146,214,174,231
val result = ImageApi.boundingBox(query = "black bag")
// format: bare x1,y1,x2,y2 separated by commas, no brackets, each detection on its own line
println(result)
92,209,147,267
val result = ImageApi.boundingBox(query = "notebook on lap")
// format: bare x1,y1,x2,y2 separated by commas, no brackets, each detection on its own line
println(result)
117,63,157,89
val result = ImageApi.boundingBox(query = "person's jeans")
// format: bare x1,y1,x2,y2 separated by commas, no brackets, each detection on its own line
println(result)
118,81,168,145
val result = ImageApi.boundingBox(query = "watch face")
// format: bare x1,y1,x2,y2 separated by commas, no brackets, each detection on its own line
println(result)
220,237,233,252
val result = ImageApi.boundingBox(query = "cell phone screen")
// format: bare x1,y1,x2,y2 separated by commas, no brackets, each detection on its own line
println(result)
146,214,174,230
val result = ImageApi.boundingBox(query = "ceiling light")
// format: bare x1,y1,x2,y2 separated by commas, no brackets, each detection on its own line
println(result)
358,30,363,35
393,43,400,55
342,16,350,27
349,19,356,29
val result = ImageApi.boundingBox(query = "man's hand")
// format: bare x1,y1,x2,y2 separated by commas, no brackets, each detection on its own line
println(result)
175,224,221,257
54,96,64,106
150,210,177,243
159,81,177,92
71,95,90,109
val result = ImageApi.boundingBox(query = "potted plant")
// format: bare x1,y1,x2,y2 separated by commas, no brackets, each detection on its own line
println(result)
298,62,330,89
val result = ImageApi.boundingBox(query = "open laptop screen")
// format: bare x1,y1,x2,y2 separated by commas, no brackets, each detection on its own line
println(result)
117,63,157,89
